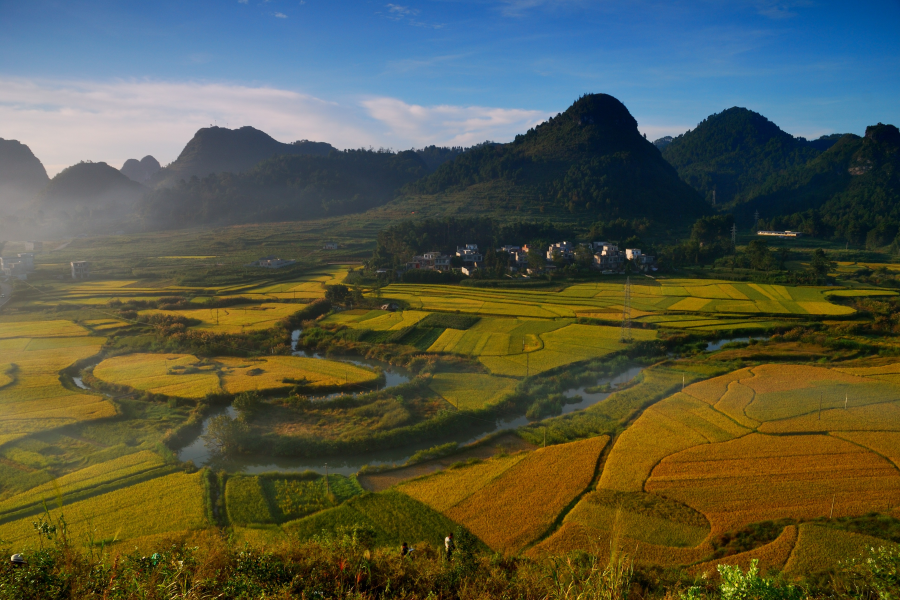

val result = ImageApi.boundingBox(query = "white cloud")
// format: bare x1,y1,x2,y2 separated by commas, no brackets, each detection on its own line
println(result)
361,97,549,147
274,11,287,18
0,78,548,176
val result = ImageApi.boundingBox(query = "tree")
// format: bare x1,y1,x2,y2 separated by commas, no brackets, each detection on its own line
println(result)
203,414,250,456
324,284,350,305
809,248,836,282
746,239,775,271
233,391,263,422
527,248,546,273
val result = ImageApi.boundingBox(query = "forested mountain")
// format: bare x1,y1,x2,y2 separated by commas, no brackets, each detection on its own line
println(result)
415,145,466,172
154,126,335,185
39,161,145,207
0,138,49,210
390,94,708,224
748,123,900,246
137,149,428,230
661,107,842,206
121,155,161,183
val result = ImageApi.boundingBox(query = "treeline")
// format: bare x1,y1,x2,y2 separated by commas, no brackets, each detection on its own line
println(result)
137,149,428,229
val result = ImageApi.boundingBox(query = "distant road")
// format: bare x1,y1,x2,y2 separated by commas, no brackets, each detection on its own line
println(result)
0,281,11,311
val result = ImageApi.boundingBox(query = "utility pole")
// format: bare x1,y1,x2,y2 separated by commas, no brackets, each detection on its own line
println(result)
620,277,632,343
711,186,716,207
731,224,737,248
829,494,835,519
819,394,823,420
845,393,848,410
325,463,331,495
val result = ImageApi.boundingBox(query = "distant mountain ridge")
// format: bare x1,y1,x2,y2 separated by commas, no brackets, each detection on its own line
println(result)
137,149,428,230
388,93,709,224
745,123,900,244
121,156,161,183
155,126,335,185
0,138,50,210
660,107,843,207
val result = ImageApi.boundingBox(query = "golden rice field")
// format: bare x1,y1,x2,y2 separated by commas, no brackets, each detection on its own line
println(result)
646,433,900,535
26,265,350,307
568,361,900,569
141,302,302,333
399,453,528,512
93,353,379,399
380,279,878,321
442,436,608,554
0,471,207,548
0,320,113,444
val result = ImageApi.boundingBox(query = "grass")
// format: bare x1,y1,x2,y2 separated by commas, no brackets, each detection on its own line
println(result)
283,491,468,549
93,353,220,399
445,436,608,554
225,473,365,525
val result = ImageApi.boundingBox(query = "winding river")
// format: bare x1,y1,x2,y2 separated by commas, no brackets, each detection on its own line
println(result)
74,330,756,475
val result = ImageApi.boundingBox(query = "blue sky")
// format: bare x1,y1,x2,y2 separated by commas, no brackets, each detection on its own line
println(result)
0,0,898,174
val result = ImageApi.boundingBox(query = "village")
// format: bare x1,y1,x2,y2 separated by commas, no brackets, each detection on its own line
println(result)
403,241,657,276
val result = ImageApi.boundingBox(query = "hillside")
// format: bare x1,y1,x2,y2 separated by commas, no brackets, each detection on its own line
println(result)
661,107,839,206
121,155,161,183
383,94,708,225
747,123,900,245
137,149,428,230
0,138,49,210
154,126,335,185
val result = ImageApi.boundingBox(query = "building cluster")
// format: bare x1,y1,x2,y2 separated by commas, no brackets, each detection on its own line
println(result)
400,240,656,276
247,256,296,268
1,253,36,280
757,230,803,238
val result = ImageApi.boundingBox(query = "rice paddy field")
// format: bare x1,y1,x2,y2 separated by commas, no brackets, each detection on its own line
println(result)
380,280,888,322
0,319,113,446
398,436,608,555
93,353,380,398
511,362,900,569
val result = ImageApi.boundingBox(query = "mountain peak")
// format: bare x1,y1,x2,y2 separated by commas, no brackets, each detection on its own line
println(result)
156,125,336,184
565,93,638,131
0,138,50,207
865,123,900,149
121,155,161,183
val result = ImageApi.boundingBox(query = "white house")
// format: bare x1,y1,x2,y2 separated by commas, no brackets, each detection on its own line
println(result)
71,261,89,280
456,244,482,265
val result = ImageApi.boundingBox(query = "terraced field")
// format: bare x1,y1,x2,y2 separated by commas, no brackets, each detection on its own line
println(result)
399,436,608,554
531,362,900,567
381,280,880,321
